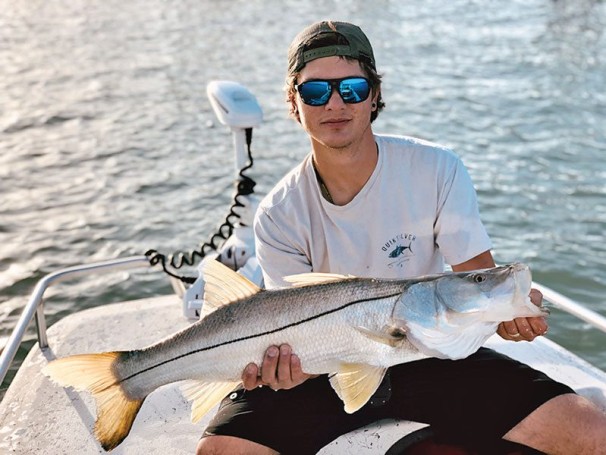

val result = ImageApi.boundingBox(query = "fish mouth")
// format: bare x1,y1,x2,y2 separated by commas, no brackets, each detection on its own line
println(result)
511,263,532,303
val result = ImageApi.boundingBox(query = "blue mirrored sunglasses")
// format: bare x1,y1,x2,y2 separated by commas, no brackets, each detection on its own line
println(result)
297,77,371,106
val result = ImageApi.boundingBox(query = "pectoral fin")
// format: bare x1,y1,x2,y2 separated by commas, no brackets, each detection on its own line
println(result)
329,363,387,413
181,380,241,423
354,326,406,347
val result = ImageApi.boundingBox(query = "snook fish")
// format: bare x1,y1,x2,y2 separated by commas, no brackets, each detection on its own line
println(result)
43,261,546,451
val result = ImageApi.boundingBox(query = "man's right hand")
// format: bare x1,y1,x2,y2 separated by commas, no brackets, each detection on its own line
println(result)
242,344,313,391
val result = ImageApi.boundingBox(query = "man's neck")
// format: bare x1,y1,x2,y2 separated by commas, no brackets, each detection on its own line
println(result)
311,133,378,206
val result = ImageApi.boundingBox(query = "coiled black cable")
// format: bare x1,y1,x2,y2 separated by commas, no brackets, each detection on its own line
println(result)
145,128,256,284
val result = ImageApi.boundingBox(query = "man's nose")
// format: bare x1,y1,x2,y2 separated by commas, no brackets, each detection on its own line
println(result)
324,89,345,108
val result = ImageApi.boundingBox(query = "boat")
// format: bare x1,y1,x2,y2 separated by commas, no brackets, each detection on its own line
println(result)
1,81,605,455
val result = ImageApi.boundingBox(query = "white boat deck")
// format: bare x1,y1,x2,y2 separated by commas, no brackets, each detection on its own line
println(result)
1,295,605,454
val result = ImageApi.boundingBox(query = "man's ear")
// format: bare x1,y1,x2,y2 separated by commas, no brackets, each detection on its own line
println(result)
371,90,381,111
289,93,302,123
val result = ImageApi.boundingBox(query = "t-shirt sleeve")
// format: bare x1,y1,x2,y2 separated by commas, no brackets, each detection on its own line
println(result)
254,208,312,289
433,157,492,266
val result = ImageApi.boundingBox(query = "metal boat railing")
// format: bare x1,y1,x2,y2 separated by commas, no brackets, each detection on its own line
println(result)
532,282,606,333
2,259,606,387
0,256,152,386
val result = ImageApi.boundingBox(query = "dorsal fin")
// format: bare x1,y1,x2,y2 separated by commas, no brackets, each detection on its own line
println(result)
283,272,355,287
201,260,261,316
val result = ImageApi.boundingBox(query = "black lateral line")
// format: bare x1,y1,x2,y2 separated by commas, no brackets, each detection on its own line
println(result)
122,291,401,382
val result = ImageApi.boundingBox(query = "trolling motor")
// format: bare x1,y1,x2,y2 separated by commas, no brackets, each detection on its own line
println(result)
181,81,265,319
205,80,264,275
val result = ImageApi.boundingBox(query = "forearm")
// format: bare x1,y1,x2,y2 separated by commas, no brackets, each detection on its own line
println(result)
451,250,495,272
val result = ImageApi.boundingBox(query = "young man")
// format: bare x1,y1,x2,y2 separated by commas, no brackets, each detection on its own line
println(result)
198,21,606,455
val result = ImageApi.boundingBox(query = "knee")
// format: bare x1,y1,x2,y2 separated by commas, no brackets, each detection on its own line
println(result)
505,393,606,454
196,436,226,455
196,435,277,455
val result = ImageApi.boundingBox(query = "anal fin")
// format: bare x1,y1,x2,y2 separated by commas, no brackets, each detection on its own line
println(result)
182,380,241,423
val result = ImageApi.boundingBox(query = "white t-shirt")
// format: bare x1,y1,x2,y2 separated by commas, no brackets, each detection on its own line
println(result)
254,134,492,289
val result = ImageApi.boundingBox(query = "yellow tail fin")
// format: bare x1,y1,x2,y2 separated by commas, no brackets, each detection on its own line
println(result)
43,352,144,451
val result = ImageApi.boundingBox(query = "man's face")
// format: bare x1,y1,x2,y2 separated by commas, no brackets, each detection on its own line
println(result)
295,56,378,151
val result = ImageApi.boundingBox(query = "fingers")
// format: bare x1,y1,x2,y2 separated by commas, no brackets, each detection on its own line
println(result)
241,363,261,390
241,345,281,391
513,317,544,341
498,288,549,342
277,344,293,384
528,315,548,336
241,346,280,391
245,344,311,391
498,320,517,340
498,318,546,341
290,353,304,382
529,288,543,307
526,288,548,336
260,346,280,387
498,320,530,341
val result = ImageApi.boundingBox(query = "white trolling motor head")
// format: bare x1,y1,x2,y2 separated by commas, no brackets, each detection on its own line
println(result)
207,80,263,130
206,80,263,175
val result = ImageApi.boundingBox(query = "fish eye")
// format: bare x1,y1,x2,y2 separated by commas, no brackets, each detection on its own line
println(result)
473,274,486,283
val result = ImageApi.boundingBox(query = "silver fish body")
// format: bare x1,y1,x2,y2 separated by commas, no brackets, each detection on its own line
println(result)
122,278,416,392
43,261,545,451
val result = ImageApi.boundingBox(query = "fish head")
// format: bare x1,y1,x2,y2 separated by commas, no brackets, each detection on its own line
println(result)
433,262,538,317
391,263,541,360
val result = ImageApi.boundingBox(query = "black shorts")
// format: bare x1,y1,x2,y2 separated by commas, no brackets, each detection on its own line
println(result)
202,348,574,454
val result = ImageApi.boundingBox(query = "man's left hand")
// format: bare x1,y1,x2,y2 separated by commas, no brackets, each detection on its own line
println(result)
497,288,548,342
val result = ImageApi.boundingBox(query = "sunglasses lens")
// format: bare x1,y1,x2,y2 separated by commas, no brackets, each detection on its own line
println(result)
298,78,371,106
298,81,332,106
339,78,370,103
